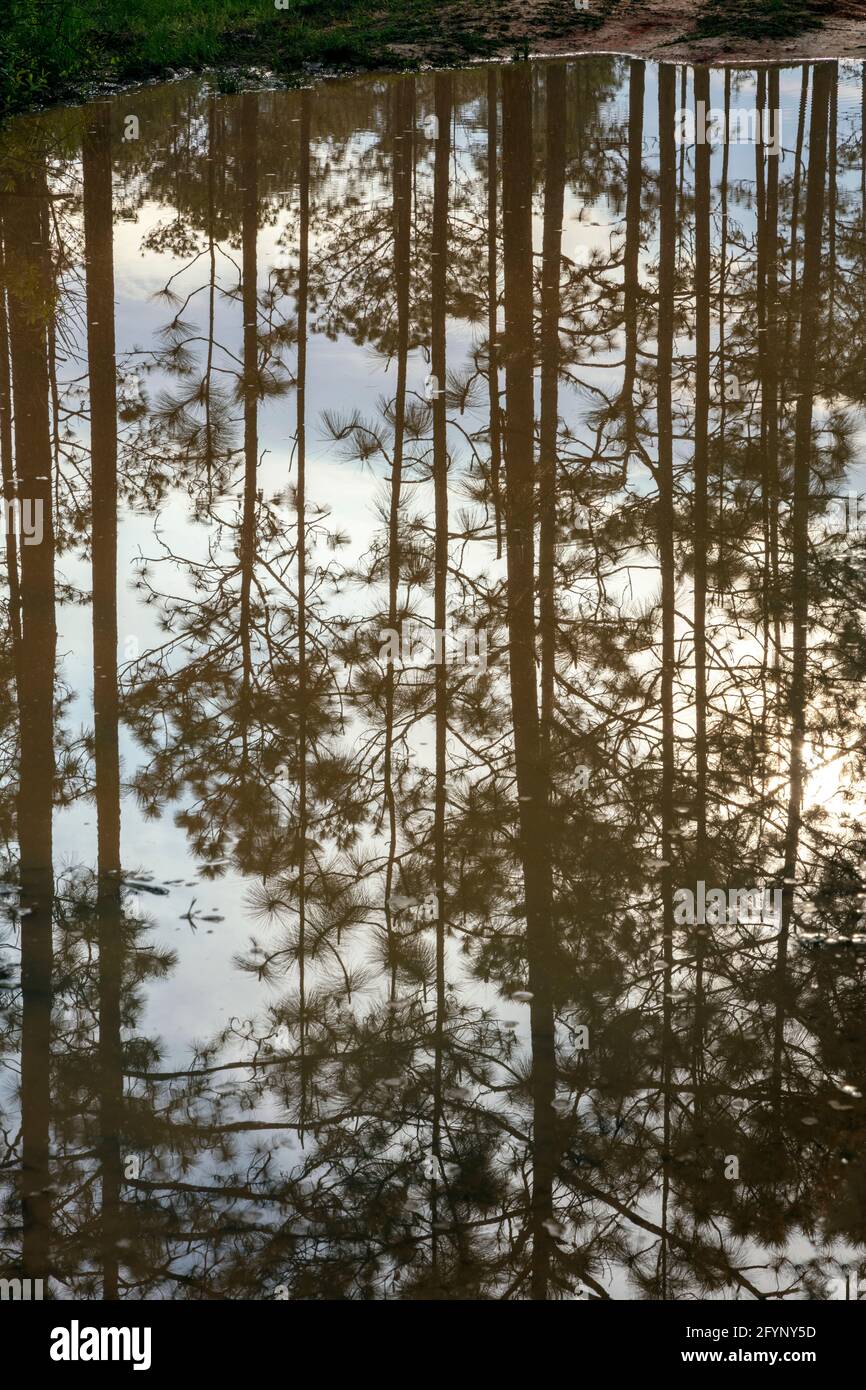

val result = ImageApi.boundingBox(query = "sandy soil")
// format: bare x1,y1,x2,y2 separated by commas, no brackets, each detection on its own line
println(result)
535,1,866,62
416,0,866,65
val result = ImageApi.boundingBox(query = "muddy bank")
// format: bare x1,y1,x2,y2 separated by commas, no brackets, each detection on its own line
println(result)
4,1,866,121
523,0,866,62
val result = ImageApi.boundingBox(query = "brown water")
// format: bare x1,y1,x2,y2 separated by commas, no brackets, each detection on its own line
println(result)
0,56,865,1301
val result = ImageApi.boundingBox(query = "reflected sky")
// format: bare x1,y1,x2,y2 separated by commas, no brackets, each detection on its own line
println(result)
1,56,865,1301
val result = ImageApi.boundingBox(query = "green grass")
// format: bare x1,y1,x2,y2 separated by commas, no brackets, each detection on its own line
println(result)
0,0,467,114
0,0,833,118
693,0,827,42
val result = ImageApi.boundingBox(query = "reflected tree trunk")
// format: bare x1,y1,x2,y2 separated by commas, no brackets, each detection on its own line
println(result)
6,151,57,1287
828,65,837,342
204,93,218,502
656,62,677,1304
766,67,782,677
539,64,566,766
691,65,711,1092
777,64,831,1109
620,59,644,448
430,71,451,1274
716,69,730,573
0,228,21,662
782,65,810,398
383,76,414,990
239,92,259,767
693,67,710,881
83,102,124,1302
296,90,310,1108
503,62,555,1302
487,69,503,557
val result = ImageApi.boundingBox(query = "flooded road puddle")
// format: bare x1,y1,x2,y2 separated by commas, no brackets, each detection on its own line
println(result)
0,56,865,1300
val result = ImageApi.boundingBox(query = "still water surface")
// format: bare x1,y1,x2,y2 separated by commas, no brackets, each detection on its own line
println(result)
1,55,865,1300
